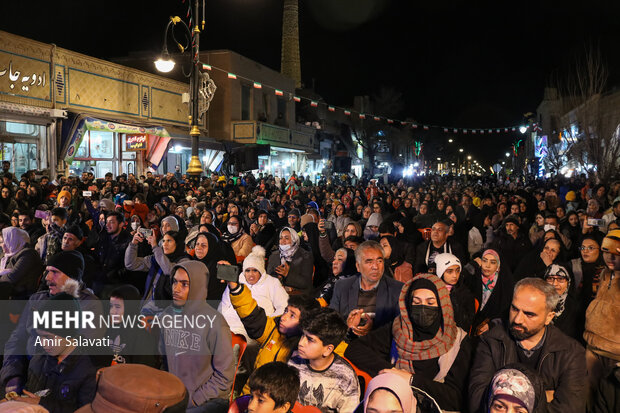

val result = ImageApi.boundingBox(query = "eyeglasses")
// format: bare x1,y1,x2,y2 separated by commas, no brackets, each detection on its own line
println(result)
546,276,568,284
579,246,599,251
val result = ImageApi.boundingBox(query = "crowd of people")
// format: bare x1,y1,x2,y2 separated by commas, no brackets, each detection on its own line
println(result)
0,161,618,413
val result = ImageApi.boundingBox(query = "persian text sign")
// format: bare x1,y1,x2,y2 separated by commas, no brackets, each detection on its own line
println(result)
126,134,148,151
0,52,50,101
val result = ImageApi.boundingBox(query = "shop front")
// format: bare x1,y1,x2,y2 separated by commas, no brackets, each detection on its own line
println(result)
156,128,225,175
0,103,58,178
231,120,319,179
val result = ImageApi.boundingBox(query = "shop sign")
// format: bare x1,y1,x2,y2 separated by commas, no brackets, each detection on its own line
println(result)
0,53,49,100
126,134,148,151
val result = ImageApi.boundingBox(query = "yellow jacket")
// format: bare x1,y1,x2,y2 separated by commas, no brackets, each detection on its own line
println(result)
230,284,348,394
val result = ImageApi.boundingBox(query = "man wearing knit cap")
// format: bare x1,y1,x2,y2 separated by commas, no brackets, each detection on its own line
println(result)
287,208,301,232
490,214,533,272
1,251,103,397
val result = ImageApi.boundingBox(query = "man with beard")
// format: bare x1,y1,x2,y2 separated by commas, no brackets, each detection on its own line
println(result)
1,251,103,396
468,277,586,413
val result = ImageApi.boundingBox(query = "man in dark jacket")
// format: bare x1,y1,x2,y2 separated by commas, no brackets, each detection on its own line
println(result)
19,293,98,413
490,214,533,272
1,251,102,396
468,277,586,413
330,240,403,338
90,209,132,297
414,220,467,274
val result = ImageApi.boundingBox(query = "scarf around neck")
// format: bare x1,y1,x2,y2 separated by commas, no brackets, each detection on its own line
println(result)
392,273,457,372
278,227,300,262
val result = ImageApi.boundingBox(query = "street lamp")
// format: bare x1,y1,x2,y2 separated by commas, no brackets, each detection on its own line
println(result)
467,155,472,160
459,148,464,153
505,152,510,157
448,138,453,143
519,125,528,134
155,2,216,179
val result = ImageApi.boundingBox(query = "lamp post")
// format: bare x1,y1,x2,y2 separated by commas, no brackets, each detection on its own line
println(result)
155,0,215,180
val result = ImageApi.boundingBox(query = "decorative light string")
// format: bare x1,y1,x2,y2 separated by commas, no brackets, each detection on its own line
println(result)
200,62,534,135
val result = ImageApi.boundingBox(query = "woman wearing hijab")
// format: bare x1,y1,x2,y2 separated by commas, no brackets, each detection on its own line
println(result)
434,253,476,333
562,210,582,259
0,226,44,300
249,209,277,252
0,186,17,215
124,230,189,315
267,227,314,294
345,273,472,412
273,205,288,230
463,249,515,336
379,235,413,283
513,237,568,281
220,214,254,258
364,212,383,240
318,220,362,263
328,202,348,238
316,247,357,306
192,231,236,301
361,373,418,413
543,264,583,340
570,235,606,307
481,364,547,413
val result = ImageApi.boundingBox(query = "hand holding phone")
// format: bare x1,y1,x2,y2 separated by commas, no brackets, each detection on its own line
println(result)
216,263,239,283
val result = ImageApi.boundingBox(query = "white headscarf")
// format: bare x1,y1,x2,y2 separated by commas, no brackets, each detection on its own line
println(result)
278,227,300,262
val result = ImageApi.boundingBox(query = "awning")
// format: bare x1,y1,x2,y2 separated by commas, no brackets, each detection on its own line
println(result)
61,112,171,167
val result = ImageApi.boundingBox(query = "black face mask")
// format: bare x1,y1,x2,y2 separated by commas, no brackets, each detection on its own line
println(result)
409,305,440,329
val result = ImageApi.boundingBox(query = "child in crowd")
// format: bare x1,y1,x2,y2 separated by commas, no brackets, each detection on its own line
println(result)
287,307,359,413
106,284,159,367
246,362,300,413
227,279,320,394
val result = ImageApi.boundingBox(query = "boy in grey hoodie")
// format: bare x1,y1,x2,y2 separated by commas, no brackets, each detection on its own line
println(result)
161,261,234,412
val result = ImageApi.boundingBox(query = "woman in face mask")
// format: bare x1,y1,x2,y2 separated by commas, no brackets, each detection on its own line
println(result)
344,273,471,412
220,215,254,258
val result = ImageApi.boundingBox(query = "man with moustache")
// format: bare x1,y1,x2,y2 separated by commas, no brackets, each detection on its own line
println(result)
468,277,586,413
0,250,102,396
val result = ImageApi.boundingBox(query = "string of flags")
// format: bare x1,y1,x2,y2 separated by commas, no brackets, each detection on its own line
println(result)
200,62,532,135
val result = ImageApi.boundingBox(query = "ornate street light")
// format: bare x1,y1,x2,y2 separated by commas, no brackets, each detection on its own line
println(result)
154,3,216,179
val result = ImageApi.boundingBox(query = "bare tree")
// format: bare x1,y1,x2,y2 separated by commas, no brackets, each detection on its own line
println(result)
349,88,406,175
557,46,620,185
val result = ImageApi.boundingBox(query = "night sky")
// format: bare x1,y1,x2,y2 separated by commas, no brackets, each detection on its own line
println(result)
2,0,619,164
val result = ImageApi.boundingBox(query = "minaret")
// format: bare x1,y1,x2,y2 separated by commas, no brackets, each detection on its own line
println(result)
281,0,301,88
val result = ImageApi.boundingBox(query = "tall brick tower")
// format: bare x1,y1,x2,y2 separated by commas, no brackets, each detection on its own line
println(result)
281,0,301,88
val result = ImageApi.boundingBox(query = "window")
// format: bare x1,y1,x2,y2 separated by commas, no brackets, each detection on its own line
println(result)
6,122,38,136
241,84,251,120
73,130,116,177
89,131,114,158
0,121,46,177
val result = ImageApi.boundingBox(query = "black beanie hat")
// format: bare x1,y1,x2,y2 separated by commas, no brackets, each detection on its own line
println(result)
47,250,85,281
65,224,84,240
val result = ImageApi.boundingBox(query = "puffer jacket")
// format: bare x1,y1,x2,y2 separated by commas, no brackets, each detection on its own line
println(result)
583,269,620,361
